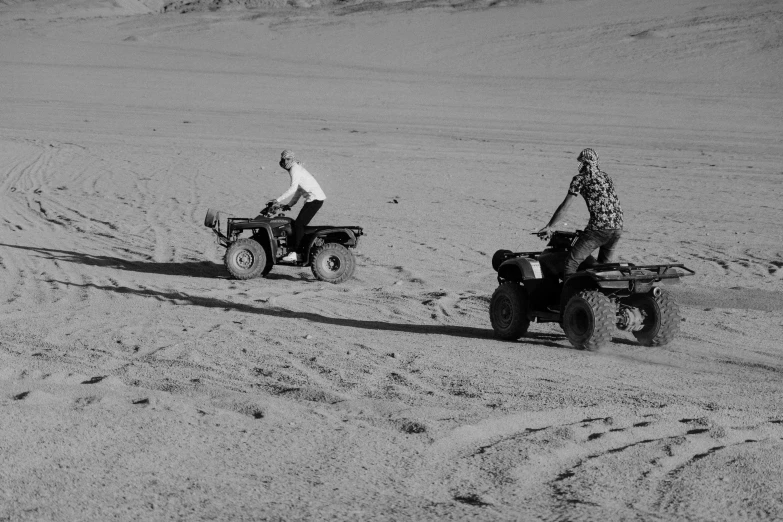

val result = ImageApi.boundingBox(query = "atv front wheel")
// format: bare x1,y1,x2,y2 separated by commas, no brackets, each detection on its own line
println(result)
562,290,615,351
489,282,530,340
311,243,355,283
625,289,681,346
225,238,267,280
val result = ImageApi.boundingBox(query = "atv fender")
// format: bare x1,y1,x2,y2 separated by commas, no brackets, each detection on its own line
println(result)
319,228,358,246
561,273,599,310
251,228,278,260
302,228,358,258
498,257,543,282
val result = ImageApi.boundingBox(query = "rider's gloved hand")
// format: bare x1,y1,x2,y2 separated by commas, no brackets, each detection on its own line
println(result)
281,205,291,211
536,226,553,240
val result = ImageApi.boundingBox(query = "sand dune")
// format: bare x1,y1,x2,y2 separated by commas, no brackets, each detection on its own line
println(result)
1,0,782,519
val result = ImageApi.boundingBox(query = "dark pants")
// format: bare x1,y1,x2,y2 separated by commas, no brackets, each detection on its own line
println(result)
291,200,323,251
564,228,622,276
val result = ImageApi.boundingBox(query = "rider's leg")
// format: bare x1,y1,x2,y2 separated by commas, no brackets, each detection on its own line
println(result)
564,230,603,276
291,200,324,251
597,229,622,264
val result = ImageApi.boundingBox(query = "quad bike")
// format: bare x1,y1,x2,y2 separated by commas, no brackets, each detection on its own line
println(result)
203,202,363,283
489,230,694,350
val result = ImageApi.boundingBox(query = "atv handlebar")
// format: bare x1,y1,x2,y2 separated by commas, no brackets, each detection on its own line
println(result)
259,201,291,217
535,227,576,241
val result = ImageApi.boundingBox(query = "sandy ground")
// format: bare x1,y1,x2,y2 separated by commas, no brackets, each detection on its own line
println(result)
1,0,782,519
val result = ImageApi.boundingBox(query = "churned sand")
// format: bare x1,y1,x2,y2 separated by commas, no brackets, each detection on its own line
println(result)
1,0,782,519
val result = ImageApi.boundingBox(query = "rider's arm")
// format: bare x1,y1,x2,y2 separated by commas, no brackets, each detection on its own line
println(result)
284,191,301,207
276,169,301,205
537,193,577,235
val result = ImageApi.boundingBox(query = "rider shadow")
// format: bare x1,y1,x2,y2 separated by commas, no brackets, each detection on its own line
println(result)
6,242,579,345
0,243,226,279
52,280,586,346
52,280,497,340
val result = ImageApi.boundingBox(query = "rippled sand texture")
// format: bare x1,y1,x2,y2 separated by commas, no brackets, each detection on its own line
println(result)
1,0,782,519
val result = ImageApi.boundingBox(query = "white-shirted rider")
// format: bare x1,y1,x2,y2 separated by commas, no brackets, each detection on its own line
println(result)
269,150,326,262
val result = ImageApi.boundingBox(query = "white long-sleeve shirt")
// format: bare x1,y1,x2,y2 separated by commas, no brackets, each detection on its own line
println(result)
275,163,326,206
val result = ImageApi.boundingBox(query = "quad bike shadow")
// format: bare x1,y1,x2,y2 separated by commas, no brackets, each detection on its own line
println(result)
0,243,225,279
489,230,694,351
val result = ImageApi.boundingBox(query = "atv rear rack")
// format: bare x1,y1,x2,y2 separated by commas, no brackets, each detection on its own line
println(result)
588,263,695,281
587,263,694,292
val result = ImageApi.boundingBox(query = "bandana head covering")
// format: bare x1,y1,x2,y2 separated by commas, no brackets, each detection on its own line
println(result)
280,149,297,170
577,148,599,166
577,148,599,174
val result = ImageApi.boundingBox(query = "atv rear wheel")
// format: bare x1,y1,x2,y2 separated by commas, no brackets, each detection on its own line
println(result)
625,289,681,346
490,282,530,340
311,243,355,283
562,290,615,351
225,238,267,280
204,208,218,228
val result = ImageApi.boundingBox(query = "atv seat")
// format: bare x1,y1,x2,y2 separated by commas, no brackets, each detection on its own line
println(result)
304,225,335,233
303,225,365,235
538,252,597,279
273,225,333,238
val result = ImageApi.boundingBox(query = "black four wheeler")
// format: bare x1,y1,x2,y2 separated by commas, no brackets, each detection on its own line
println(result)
203,203,363,283
489,231,694,351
